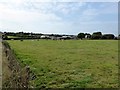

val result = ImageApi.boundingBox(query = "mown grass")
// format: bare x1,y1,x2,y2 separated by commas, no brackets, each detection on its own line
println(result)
7,40,118,88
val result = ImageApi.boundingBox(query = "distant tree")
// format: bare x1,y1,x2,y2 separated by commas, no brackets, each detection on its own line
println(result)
19,32,24,41
4,35,8,39
91,32,102,39
3,33,8,40
77,33,85,39
101,34,115,39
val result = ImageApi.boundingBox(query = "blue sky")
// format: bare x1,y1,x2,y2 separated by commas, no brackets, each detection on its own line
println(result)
0,0,118,35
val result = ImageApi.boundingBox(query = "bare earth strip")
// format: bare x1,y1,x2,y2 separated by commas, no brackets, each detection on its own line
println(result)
0,39,2,89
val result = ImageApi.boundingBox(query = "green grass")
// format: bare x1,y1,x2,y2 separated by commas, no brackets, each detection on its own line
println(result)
7,40,118,88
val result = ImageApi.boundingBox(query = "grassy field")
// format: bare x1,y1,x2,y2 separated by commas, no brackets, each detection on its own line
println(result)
7,40,118,88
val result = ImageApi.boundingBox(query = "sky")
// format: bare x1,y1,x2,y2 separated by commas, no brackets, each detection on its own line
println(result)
0,0,118,35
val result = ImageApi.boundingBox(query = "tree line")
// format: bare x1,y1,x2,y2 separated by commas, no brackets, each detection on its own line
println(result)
1,31,120,40
77,32,119,40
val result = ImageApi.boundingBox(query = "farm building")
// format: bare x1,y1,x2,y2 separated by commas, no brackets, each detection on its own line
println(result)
40,35,50,39
50,35,77,40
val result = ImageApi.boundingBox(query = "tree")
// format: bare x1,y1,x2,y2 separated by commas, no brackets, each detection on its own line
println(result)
101,34,115,39
2,33,8,40
91,32,102,39
77,33,85,39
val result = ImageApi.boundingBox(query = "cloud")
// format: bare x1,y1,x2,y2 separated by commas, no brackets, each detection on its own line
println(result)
54,2,86,15
78,2,117,23
0,1,118,35
0,1,86,22
0,2,63,32
0,2,62,22
100,3,118,14
0,0,119,3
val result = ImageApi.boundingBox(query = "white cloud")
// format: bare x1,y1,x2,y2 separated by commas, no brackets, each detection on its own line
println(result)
54,2,86,15
0,2,62,22
82,8,98,16
0,2,63,33
0,1,86,22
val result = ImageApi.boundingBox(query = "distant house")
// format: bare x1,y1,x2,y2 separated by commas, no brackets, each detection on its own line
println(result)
50,35,77,40
118,36,120,40
40,35,50,39
70,35,78,40
50,36,57,40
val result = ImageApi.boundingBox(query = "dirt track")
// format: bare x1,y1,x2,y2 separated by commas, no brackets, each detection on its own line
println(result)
2,41,30,88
